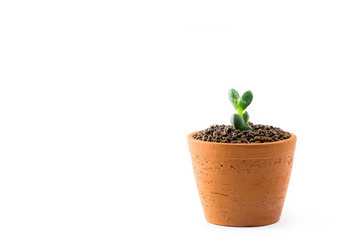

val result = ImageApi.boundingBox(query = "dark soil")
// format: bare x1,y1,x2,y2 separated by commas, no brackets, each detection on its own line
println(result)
193,122,291,144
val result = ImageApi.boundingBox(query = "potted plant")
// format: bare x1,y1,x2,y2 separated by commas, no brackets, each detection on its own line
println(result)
187,89,297,227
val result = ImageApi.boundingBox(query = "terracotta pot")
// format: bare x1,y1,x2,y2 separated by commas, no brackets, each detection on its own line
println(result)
188,131,297,227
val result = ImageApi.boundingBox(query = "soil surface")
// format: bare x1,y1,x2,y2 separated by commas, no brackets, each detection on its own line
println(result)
193,122,291,143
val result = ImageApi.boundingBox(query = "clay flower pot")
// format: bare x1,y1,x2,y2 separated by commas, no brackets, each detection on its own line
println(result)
187,132,297,227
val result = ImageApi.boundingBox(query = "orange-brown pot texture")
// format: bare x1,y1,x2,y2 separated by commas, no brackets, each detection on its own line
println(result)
188,132,297,227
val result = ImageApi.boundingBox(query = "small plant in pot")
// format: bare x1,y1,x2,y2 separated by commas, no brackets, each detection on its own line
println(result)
187,89,297,227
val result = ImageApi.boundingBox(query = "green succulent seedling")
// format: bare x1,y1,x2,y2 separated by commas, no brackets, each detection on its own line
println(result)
228,89,253,131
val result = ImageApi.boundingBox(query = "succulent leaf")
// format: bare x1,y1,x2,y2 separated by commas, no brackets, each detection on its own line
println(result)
228,88,240,110
244,125,253,130
230,113,245,130
238,99,247,111
239,90,253,110
243,111,249,124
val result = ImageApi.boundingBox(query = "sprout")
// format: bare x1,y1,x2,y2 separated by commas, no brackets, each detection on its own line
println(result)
228,89,253,131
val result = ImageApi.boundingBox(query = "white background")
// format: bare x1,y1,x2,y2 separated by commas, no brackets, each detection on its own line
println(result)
1,1,360,239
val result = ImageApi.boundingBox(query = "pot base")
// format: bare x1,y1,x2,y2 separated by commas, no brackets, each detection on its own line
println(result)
205,214,281,227
206,220,280,227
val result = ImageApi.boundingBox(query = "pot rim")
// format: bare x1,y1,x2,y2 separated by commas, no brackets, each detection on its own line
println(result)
188,131,296,146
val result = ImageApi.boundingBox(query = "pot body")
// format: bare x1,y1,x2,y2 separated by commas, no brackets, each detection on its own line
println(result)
188,132,297,227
